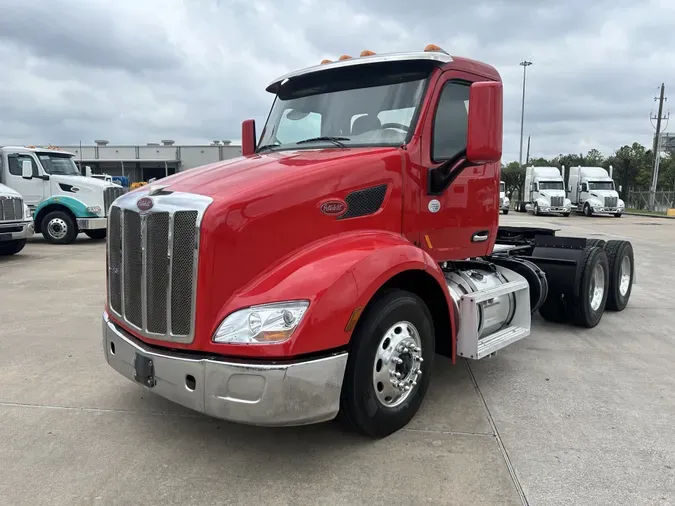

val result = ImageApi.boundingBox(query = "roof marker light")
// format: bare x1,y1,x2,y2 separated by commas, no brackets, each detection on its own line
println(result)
360,50,376,56
320,59,332,64
338,54,352,60
424,44,449,54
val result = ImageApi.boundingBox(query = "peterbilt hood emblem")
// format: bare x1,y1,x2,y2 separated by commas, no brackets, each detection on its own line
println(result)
137,197,154,211
320,200,347,216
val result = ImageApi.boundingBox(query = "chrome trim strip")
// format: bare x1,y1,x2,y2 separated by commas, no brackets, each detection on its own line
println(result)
120,209,126,321
141,213,148,332
266,51,453,92
166,212,174,336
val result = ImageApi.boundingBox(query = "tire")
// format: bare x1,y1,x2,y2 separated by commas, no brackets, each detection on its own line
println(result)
518,202,526,213
604,240,634,311
41,210,78,244
339,289,435,438
583,203,593,217
614,213,622,218
565,246,609,328
534,203,539,216
586,238,606,249
84,229,107,240
562,212,570,217
538,295,566,323
502,209,509,215
0,239,27,255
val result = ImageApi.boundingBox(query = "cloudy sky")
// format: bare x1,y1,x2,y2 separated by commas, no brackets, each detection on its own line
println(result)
0,0,673,162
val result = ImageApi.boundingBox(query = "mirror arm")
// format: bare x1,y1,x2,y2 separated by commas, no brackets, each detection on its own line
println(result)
426,149,477,195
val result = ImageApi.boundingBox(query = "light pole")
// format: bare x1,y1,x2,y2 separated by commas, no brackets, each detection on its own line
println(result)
518,60,532,169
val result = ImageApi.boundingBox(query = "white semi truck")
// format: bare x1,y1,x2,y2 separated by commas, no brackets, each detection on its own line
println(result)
567,166,624,217
518,165,571,216
0,146,125,244
499,181,510,214
0,182,34,255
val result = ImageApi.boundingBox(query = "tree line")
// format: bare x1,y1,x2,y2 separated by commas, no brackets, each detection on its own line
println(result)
501,142,675,199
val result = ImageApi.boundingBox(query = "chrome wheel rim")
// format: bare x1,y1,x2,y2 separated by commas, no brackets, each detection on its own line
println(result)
372,321,423,408
589,263,605,311
48,218,68,240
619,255,631,296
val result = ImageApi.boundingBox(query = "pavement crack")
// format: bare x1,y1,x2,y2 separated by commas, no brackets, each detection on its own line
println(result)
464,359,529,506
0,400,203,418
403,428,495,437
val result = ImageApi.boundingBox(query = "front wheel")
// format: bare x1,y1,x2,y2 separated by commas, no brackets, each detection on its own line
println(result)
584,203,593,217
84,229,107,240
614,212,622,218
0,239,27,256
502,209,509,215
562,212,570,217
41,210,78,244
339,289,435,438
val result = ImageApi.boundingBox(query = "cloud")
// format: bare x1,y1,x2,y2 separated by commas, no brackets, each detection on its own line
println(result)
0,0,673,162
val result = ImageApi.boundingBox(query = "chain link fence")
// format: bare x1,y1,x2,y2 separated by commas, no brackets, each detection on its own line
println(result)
625,191,675,212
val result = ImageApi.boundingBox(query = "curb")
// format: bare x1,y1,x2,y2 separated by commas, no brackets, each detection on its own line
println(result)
624,212,675,220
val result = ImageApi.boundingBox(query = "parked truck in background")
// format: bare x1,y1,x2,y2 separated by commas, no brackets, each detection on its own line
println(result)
0,182,34,255
518,165,571,216
101,46,637,438
0,146,125,243
499,181,510,214
568,165,624,217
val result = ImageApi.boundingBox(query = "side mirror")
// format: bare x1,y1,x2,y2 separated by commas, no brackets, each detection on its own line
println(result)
241,119,257,156
466,81,503,164
85,165,92,178
507,191,511,196
21,160,32,179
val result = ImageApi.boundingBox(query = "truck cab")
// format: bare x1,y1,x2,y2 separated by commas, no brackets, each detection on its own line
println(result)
101,46,636,439
520,165,571,216
0,146,125,243
0,182,34,255
499,181,510,214
568,166,624,217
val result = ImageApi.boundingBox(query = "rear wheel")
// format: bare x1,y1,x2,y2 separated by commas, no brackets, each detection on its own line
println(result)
0,239,27,256
604,240,634,311
84,229,107,240
566,246,609,328
339,289,435,438
586,238,606,249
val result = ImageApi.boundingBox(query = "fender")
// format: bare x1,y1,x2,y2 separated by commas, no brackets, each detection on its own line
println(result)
201,230,456,359
34,196,98,219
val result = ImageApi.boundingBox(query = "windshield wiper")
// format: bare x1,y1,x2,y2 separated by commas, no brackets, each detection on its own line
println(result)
296,136,350,148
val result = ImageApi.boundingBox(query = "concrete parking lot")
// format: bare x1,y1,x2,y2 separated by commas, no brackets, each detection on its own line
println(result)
1,213,674,506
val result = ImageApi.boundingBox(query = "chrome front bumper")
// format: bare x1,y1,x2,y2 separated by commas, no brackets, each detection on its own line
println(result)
0,220,34,241
102,312,348,427
77,217,107,230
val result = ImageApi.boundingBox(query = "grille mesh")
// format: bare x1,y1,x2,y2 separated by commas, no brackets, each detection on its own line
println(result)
604,196,618,208
108,207,122,313
123,210,143,328
104,187,125,216
146,213,170,334
170,211,198,335
550,196,564,207
338,184,388,220
0,197,22,222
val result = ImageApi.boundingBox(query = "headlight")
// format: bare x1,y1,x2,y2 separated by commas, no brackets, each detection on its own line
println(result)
213,301,309,344
23,204,32,219
87,205,102,214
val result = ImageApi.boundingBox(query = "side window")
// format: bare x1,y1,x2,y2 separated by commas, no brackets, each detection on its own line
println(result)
581,183,588,192
7,154,38,177
432,82,470,161
276,110,321,144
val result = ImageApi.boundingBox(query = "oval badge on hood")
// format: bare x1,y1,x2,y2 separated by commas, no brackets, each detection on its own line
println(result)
320,199,347,216
137,197,154,212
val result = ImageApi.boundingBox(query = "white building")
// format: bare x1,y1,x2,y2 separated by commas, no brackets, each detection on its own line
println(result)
58,139,242,183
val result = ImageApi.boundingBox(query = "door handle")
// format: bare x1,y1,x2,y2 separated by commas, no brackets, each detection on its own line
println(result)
471,230,489,243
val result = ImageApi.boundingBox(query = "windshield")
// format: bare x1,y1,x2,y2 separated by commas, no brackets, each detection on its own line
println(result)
539,181,564,190
589,181,614,191
38,153,80,176
500,182,505,193
258,67,428,152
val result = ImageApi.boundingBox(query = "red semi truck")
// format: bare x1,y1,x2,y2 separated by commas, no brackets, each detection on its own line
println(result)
102,46,635,438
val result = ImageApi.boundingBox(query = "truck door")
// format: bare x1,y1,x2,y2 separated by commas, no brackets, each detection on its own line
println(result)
415,71,500,260
579,182,589,204
5,153,45,206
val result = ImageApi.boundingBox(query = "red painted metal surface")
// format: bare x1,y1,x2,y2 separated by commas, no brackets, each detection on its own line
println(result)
108,55,504,362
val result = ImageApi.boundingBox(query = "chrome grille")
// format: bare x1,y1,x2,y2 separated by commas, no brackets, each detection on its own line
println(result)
0,196,23,222
106,190,213,344
604,196,618,208
550,196,564,207
104,187,125,216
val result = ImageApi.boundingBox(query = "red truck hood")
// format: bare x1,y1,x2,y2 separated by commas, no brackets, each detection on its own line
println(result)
155,148,392,199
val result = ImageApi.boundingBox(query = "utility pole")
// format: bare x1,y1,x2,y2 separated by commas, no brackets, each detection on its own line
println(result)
526,135,531,165
518,60,532,169
649,84,669,210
